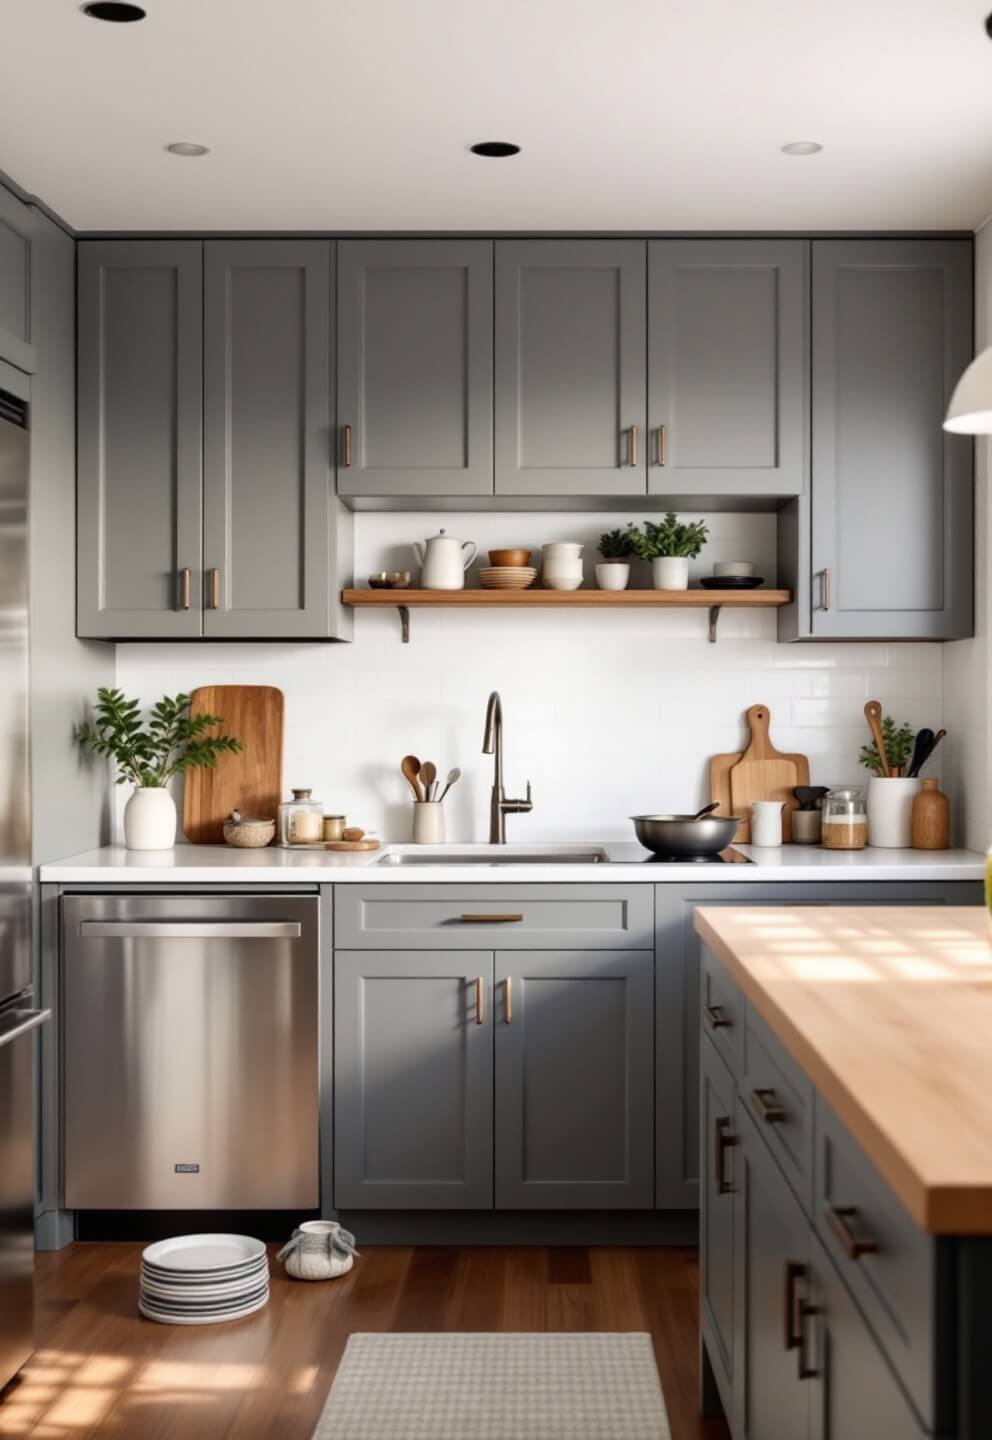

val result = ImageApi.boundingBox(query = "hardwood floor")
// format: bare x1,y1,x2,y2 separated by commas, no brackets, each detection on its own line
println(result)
2,1243,732,1439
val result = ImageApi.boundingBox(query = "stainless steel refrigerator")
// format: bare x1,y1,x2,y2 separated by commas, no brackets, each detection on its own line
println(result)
0,389,49,1395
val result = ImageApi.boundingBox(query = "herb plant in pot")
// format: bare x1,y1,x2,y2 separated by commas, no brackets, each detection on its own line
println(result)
628,513,709,590
595,528,636,590
76,689,242,850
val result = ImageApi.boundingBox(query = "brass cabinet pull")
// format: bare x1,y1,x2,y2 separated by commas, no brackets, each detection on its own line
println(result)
783,1261,806,1349
459,914,524,923
179,567,191,611
657,424,668,466
475,976,485,1025
797,1301,821,1380
751,1088,788,1124
704,1004,732,1031
343,423,352,467
820,568,831,611
714,1117,738,1195
825,1204,879,1262
628,424,638,467
504,976,512,1024
208,568,220,610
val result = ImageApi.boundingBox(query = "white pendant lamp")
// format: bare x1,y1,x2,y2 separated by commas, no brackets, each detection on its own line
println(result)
944,345,992,433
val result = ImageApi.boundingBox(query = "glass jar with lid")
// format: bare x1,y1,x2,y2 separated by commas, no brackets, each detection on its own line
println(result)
821,786,868,850
278,789,324,846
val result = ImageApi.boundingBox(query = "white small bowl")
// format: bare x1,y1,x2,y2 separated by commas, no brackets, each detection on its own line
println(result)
544,575,584,591
713,561,755,577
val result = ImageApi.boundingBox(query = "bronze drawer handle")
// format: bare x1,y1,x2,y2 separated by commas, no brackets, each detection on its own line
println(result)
504,976,512,1025
475,976,484,1025
657,423,667,467
705,1004,732,1030
179,567,191,610
343,423,353,466
459,914,524,923
826,1204,879,1262
714,1117,738,1195
208,567,220,610
797,1300,821,1380
783,1260,806,1350
628,424,638,467
751,1088,788,1124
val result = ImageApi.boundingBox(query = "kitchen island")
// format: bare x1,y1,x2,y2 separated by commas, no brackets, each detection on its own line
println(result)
695,905,992,1440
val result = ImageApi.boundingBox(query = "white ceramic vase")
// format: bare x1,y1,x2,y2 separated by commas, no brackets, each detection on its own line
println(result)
595,562,630,591
412,801,445,844
652,556,690,590
123,786,177,850
866,776,921,848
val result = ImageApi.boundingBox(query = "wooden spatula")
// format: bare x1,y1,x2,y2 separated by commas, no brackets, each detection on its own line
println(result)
728,704,810,843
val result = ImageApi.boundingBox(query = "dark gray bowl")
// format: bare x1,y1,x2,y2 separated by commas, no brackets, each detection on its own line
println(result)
631,813,740,857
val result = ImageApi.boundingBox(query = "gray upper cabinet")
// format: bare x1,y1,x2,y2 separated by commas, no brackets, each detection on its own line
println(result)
203,240,343,638
648,240,807,498
0,185,34,374
495,241,647,496
337,240,493,497
809,239,973,640
494,949,654,1209
334,950,494,1210
77,241,204,640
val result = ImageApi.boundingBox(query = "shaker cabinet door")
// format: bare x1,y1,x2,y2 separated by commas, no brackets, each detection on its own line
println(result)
77,240,204,639
495,240,647,496
337,239,494,497
699,1033,740,1418
0,184,34,373
648,239,807,498
494,950,654,1208
203,240,336,638
810,239,973,639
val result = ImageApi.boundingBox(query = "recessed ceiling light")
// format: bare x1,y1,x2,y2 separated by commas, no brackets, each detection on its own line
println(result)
470,141,521,158
166,142,210,157
781,141,823,156
82,2,147,20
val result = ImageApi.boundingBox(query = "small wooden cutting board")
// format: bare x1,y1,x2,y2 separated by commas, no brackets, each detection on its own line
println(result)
183,685,284,844
728,704,809,844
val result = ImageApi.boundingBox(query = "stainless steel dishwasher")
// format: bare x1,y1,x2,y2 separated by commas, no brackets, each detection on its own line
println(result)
63,894,319,1210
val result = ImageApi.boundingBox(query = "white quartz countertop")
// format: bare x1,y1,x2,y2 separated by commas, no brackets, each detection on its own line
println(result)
39,843,986,885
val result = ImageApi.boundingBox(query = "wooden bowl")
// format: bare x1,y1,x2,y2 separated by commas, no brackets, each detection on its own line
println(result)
488,548,531,567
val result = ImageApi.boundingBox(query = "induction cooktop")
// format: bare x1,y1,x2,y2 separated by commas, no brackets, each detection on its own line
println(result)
642,848,752,864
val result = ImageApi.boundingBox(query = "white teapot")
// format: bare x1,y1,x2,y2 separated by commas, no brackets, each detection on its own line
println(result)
413,528,478,590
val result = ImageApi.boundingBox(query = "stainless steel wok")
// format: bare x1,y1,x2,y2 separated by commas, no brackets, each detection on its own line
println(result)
631,813,740,857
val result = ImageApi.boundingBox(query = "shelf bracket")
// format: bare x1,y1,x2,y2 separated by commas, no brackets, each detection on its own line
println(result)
708,604,722,643
398,605,410,644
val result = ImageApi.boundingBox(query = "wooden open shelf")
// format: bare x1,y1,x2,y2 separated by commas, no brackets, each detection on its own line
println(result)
342,587,792,642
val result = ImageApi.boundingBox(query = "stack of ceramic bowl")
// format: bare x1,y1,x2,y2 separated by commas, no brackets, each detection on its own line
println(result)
479,548,537,590
139,1234,269,1325
541,542,584,590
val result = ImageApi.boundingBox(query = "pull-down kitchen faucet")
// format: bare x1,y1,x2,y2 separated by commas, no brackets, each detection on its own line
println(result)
482,691,533,843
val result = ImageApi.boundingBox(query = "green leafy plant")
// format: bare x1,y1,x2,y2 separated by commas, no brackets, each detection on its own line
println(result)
598,527,637,561
75,689,242,788
626,513,709,561
858,716,915,777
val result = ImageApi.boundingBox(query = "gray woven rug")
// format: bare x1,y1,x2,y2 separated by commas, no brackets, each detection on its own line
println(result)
314,1332,670,1439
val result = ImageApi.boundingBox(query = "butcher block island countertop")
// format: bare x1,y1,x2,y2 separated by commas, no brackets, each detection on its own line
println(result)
694,905,992,1235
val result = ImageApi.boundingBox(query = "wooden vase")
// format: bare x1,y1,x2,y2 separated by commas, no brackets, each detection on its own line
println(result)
911,779,949,850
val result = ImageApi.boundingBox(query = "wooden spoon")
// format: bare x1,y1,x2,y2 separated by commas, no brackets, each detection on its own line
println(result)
401,754,424,801
864,701,892,777
420,761,437,801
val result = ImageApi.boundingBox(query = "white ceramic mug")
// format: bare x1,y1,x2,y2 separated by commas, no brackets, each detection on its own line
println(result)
750,799,785,847
866,776,921,848
543,542,583,560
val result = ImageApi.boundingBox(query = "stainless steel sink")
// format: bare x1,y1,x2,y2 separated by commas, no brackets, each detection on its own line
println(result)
377,847,608,866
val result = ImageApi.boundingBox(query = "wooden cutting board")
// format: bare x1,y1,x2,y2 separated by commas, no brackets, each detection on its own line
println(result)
728,704,809,844
709,748,746,840
183,686,284,844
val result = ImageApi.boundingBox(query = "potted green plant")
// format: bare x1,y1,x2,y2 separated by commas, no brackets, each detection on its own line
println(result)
595,528,636,591
76,689,242,850
627,513,709,590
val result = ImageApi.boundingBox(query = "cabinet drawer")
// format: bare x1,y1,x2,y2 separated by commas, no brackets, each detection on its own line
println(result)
700,944,744,1078
741,1004,814,1213
334,885,653,950
814,1097,941,1432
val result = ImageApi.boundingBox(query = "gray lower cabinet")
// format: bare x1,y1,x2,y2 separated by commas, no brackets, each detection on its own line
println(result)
494,950,654,1209
337,240,494,497
808,238,973,640
495,240,647,496
203,240,348,638
648,240,807,498
77,240,204,639
333,951,494,1209
699,1033,739,1417
0,183,34,373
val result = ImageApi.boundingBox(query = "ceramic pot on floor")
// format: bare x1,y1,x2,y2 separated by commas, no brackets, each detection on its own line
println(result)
652,557,690,590
124,787,177,850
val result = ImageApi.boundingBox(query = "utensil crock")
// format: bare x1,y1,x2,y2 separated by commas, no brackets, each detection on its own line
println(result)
866,776,921,848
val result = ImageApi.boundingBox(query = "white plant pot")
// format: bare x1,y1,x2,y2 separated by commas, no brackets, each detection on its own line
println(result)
652,556,690,590
123,786,177,850
866,776,921,849
595,562,630,591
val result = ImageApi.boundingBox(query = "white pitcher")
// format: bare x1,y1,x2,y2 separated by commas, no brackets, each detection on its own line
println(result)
413,528,478,590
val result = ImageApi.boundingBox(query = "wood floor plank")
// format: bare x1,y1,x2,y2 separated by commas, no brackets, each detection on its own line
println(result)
547,1247,592,1285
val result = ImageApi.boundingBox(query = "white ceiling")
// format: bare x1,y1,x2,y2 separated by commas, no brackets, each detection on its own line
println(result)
3,0,992,232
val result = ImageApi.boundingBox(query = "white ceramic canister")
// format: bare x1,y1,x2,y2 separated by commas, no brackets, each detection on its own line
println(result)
750,799,785,847
595,562,630,591
412,801,446,844
652,556,690,590
866,776,921,848
413,529,478,590
123,787,177,850
713,561,755,578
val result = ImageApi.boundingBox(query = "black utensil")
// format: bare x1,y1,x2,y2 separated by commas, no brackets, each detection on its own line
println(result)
912,728,946,775
794,786,828,811
906,729,935,779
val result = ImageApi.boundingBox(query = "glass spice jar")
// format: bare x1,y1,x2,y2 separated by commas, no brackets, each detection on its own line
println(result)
278,788,324,846
821,786,868,850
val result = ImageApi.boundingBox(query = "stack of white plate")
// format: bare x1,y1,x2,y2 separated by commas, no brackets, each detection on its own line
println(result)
139,1234,269,1325
479,566,537,589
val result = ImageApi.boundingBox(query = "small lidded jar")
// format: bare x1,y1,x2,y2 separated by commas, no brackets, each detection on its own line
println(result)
278,789,324,846
821,786,868,850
